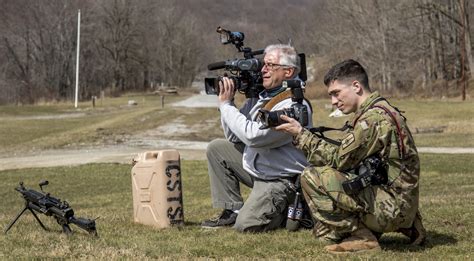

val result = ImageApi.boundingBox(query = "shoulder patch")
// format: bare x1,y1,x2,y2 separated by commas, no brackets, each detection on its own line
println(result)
341,133,355,150
359,120,369,130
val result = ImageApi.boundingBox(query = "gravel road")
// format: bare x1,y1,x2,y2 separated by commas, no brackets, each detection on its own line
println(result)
1,94,472,171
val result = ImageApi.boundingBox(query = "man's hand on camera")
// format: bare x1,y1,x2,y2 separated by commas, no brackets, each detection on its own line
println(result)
274,115,303,136
218,77,235,104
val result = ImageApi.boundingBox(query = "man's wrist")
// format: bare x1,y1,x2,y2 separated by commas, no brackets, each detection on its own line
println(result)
219,100,232,106
292,127,306,146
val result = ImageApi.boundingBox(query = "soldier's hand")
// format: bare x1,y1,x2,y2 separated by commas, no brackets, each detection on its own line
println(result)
218,77,236,104
274,115,303,136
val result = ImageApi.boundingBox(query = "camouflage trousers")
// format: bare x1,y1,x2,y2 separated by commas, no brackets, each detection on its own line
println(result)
301,165,411,239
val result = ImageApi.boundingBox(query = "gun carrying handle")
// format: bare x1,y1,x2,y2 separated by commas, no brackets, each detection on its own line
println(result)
39,180,49,192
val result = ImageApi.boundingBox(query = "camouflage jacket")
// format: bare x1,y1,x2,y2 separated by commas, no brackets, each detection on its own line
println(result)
295,92,420,224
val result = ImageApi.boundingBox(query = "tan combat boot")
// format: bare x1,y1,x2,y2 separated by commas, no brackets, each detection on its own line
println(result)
324,226,381,254
312,221,346,245
397,211,426,245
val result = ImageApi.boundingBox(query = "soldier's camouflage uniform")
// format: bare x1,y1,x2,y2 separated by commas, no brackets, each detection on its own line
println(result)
294,91,420,240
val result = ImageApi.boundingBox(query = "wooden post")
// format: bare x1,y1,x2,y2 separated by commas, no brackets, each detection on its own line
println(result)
100,90,105,105
161,95,165,108
92,96,96,108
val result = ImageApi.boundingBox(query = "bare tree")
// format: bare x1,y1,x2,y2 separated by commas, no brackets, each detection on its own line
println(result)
95,0,140,93
0,0,472,104
416,0,472,99
0,0,90,104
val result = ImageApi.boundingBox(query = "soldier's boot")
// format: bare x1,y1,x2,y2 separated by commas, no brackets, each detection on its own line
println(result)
397,211,426,245
324,226,381,254
312,221,346,245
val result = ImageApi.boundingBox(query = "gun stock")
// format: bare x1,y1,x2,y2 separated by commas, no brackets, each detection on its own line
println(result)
70,217,98,236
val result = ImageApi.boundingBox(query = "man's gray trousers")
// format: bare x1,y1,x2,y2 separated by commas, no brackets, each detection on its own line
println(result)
206,139,295,232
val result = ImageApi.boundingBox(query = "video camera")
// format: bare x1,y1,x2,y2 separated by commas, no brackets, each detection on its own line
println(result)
205,27,307,98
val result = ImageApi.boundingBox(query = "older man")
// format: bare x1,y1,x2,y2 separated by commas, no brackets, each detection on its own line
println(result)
201,44,313,232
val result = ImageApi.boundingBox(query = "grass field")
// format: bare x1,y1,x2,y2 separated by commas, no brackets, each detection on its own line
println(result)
0,93,473,258
0,92,223,155
0,93,472,156
0,154,472,259
308,98,474,147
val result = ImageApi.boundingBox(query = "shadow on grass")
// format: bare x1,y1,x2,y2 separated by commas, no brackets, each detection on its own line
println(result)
380,230,457,252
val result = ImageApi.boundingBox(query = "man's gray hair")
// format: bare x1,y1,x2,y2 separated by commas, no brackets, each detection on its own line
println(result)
264,44,300,76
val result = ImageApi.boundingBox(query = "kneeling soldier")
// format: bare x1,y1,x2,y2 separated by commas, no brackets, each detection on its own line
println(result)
276,59,426,253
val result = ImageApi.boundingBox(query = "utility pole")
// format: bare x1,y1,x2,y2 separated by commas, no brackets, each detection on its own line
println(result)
74,9,81,108
458,0,467,101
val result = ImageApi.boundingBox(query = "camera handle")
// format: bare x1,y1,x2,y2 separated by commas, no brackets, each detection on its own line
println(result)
216,26,263,59
291,87,304,104
281,80,305,104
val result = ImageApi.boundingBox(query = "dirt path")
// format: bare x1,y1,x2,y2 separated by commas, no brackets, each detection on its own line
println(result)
2,145,472,171
0,145,207,171
1,95,473,171
417,147,474,154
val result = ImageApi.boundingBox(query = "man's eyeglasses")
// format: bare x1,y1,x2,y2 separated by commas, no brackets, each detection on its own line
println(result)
262,62,292,71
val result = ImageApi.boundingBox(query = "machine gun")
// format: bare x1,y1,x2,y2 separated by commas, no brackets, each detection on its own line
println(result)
4,180,98,236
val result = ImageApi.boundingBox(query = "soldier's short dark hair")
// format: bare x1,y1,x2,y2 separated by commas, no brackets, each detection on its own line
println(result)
323,59,370,90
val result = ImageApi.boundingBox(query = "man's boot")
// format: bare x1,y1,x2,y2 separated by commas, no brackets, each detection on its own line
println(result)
397,211,426,245
312,221,346,245
324,225,381,254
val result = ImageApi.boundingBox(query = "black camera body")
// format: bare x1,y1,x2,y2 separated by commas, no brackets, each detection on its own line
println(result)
257,79,309,129
205,27,307,99
342,155,388,195
258,104,308,130
204,58,263,98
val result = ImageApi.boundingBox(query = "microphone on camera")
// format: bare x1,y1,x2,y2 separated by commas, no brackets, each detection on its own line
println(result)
251,49,264,56
207,61,226,71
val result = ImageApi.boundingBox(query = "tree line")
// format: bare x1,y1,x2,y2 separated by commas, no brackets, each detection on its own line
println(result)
0,0,472,105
